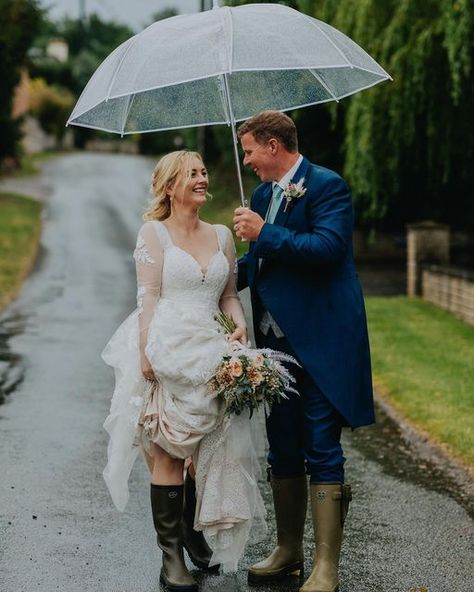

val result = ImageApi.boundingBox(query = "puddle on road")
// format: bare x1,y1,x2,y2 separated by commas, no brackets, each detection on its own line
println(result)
349,402,473,519
0,313,27,406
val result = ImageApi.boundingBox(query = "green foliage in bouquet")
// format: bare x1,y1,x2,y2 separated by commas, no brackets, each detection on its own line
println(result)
215,310,238,335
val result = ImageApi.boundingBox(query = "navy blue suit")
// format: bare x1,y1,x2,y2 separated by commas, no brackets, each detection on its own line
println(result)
237,157,374,482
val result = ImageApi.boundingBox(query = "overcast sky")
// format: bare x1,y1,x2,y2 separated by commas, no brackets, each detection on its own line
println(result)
39,0,204,31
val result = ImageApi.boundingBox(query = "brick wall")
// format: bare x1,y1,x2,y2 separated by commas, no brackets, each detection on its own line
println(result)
422,266,474,326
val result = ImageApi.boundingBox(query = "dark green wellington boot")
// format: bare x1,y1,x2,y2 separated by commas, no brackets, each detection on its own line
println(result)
299,483,352,592
248,473,308,584
182,471,219,572
150,484,198,592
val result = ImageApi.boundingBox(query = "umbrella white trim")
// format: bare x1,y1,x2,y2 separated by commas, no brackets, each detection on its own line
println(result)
67,70,390,135
67,64,389,124
67,73,390,137
67,118,231,135
67,97,339,136
332,77,392,101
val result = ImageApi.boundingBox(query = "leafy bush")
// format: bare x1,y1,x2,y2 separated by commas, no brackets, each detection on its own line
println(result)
28,78,74,143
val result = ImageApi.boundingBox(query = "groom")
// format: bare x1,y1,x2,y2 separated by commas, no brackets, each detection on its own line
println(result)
233,111,374,592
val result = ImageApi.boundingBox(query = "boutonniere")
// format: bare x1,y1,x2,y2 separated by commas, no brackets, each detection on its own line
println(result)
283,178,307,212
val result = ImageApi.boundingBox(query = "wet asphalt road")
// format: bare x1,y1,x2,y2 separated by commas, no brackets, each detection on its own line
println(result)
0,153,472,592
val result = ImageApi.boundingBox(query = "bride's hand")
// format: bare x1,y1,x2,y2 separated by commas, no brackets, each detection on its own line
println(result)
141,355,156,381
229,325,247,345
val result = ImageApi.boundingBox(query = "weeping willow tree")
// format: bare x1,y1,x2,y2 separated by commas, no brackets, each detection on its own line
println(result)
297,0,474,229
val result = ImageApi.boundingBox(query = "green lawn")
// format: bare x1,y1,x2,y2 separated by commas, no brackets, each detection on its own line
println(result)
0,193,42,310
366,297,474,466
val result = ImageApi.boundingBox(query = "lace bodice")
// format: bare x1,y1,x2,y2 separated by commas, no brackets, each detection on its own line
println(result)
133,220,245,359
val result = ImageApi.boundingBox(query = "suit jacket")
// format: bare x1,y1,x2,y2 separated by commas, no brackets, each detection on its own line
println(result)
237,157,375,428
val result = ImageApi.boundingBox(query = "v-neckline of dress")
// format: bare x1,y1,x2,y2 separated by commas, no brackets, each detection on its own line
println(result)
160,221,222,276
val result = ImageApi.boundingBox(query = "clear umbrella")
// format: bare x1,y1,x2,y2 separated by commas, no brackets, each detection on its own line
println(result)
67,1,391,205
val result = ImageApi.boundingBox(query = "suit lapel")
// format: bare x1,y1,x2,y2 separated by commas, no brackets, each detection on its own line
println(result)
273,157,311,227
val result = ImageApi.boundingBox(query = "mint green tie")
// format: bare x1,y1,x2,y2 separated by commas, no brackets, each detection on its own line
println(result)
266,184,284,224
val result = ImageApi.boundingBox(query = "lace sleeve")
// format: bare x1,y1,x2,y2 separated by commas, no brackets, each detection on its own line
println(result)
134,221,163,360
219,226,247,329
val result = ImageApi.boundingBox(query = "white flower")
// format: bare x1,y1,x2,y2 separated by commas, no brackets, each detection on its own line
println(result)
283,177,307,212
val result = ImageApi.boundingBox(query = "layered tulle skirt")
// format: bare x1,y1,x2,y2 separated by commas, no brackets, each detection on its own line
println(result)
102,298,266,571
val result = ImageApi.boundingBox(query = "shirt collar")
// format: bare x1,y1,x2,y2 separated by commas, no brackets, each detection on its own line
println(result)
272,154,303,191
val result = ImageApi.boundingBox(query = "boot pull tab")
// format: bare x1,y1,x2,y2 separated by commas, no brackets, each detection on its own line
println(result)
330,485,352,526
341,484,352,527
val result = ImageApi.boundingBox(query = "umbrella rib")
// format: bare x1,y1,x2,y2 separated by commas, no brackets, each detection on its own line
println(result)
218,75,231,123
120,93,136,137
309,69,339,103
226,7,234,73
299,13,352,68
105,33,140,101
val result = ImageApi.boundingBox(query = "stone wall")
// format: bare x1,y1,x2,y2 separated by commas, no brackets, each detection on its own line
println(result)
406,222,450,297
422,266,474,326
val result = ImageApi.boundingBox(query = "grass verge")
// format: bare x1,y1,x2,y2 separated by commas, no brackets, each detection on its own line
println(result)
366,296,474,467
0,193,42,311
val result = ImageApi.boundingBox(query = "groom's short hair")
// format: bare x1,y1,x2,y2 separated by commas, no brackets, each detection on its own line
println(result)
237,111,298,153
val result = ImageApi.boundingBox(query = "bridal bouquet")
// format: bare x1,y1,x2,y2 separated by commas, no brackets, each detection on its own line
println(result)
208,312,299,417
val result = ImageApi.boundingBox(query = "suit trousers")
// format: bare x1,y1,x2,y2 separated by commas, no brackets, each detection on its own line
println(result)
260,327,345,483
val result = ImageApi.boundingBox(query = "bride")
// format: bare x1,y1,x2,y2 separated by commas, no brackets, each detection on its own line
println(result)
101,150,266,591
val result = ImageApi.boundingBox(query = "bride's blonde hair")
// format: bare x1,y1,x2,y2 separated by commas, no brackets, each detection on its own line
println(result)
144,150,205,221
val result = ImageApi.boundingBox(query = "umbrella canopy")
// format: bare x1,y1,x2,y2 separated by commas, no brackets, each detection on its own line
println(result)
67,2,391,204
68,3,390,134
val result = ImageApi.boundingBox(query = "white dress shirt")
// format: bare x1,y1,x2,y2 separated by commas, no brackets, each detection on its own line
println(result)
269,154,304,207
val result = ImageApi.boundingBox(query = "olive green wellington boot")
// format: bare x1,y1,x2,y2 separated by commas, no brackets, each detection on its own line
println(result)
150,484,198,592
248,473,308,584
299,483,352,592
182,471,219,572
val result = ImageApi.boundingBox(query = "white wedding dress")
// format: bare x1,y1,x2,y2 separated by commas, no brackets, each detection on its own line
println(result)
102,220,266,571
